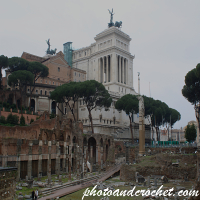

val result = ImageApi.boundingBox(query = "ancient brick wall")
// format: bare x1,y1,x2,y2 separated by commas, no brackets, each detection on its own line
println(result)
1,108,38,124
0,168,17,200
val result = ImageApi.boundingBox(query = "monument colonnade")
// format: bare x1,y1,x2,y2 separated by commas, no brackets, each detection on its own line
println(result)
98,54,128,84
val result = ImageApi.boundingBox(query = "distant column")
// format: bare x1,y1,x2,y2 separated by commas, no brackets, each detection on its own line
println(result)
98,58,101,82
106,55,109,83
121,57,124,84
119,56,121,83
103,57,105,83
126,59,128,85
124,59,126,84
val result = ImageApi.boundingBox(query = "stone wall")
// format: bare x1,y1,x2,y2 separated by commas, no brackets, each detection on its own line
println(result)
120,164,136,181
0,167,17,200
0,112,115,180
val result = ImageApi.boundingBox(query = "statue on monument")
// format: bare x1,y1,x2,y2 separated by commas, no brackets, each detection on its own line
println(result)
108,8,115,28
108,9,122,28
46,38,57,55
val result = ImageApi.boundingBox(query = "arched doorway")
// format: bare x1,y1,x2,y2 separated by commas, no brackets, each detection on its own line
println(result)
88,137,96,164
30,99,35,112
51,101,56,114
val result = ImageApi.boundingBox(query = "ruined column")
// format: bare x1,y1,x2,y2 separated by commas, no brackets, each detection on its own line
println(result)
66,146,69,173
56,141,60,176
84,146,87,174
27,142,33,180
47,141,52,183
63,142,67,173
17,156,21,181
97,145,101,165
138,96,145,156
38,140,43,180
68,145,72,180
101,147,103,169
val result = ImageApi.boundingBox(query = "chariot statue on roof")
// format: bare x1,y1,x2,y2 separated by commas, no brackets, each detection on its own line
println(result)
46,38,57,55
108,9,122,28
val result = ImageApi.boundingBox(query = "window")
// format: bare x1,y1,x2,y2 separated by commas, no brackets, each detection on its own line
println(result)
85,52,86,56
58,67,60,72
40,79,42,83
36,90,38,94
79,74,80,77
65,107,67,114
58,78,60,80
80,100,82,105
53,82,54,85
40,90,42,95
46,80,47,83
45,91,47,95
49,81,51,84
75,72,76,76
27,89,30,92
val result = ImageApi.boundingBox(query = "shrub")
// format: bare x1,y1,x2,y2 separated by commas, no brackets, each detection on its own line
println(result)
7,114,19,125
10,104,16,109
30,119,34,124
0,116,6,124
20,115,25,126
50,113,55,119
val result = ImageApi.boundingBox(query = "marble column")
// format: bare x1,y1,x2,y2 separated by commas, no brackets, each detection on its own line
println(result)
106,55,109,83
139,97,145,156
38,140,43,179
101,147,103,169
98,58,101,83
56,142,60,176
124,59,126,84
121,57,124,84
66,146,69,173
119,56,121,83
103,57,105,83
17,156,21,181
63,142,67,173
126,59,128,85
27,142,32,180
47,141,52,183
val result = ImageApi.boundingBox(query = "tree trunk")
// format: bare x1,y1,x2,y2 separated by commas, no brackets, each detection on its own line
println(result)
156,127,158,141
88,108,94,134
29,85,32,111
129,116,134,144
56,105,64,115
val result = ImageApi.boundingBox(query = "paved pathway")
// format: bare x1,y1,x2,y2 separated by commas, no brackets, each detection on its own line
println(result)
39,165,121,200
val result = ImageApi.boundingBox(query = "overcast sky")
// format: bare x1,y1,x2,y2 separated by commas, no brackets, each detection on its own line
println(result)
1,0,199,129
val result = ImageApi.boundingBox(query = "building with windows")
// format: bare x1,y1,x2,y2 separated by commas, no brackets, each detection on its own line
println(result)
4,51,86,115
70,26,151,144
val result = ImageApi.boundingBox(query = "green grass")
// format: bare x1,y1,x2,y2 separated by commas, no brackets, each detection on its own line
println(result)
16,186,40,196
